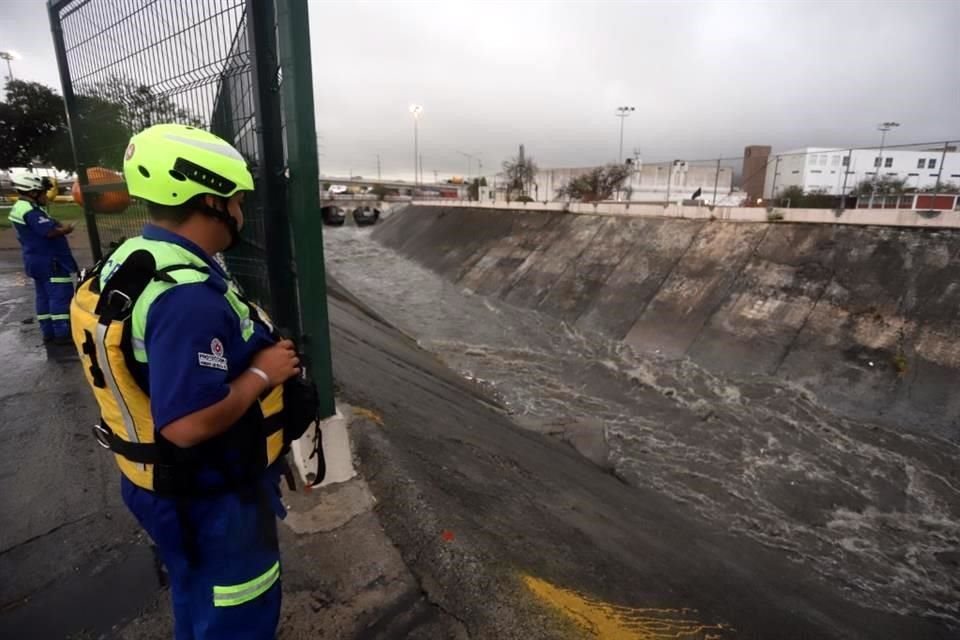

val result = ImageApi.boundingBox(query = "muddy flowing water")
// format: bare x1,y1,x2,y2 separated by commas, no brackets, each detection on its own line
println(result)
323,224,960,627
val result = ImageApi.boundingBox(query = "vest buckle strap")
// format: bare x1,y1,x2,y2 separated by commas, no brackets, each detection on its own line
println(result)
92,424,112,450
105,289,133,316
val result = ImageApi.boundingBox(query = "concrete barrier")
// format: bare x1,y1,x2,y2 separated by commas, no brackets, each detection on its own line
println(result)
412,200,960,229
375,205,960,438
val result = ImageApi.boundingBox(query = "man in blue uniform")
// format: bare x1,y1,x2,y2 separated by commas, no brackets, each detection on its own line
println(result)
87,124,302,638
8,173,77,344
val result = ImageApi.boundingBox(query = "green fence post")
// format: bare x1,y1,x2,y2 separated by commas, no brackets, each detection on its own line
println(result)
276,0,336,418
48,0,102,261
247,0,300,336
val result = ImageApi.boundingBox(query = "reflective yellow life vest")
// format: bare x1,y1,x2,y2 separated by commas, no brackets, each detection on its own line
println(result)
70,236,318,495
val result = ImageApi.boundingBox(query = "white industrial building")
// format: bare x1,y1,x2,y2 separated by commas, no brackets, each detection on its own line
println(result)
496,161,741,205
763,147,960,198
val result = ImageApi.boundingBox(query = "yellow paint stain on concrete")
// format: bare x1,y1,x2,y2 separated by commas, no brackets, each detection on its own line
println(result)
522,575,732,640
352,407,384,426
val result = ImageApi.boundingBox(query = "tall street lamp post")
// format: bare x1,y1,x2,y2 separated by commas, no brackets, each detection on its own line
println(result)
615,106,635,164
409,104,423,185
869,121,900,208
0,50,19,81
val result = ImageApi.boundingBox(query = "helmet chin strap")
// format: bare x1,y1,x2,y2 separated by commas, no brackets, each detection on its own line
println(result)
22,191,43,205
200,197,241,251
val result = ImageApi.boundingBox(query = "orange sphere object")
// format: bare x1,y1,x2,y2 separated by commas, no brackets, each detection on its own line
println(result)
72,166,131,214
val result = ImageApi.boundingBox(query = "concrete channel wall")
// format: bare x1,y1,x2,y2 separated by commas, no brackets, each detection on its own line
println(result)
373,205,960,438
413,199,960,229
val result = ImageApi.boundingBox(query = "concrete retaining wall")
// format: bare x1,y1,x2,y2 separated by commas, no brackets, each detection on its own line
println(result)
373,205,960,438
414,200,960,229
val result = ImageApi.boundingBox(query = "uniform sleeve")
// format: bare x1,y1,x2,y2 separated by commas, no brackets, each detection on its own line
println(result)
23,209,57,237
144,283,237,430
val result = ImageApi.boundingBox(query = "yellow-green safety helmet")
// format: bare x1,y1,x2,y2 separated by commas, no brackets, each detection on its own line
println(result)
123,123,254,206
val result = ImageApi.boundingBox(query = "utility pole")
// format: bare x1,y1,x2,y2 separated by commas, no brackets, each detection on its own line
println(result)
769,155,782,203
457,151,481,181
518,144,526,197
666,161,675,204
839,149,852,210
933,140,949,198
869,121,900,208
712,157,721,206
457,151,472,180
419,154,423,187
376,154,381,181
433,169,438,183
615,106,635,163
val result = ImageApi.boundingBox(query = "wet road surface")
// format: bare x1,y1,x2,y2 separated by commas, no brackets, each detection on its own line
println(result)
0,245,163,639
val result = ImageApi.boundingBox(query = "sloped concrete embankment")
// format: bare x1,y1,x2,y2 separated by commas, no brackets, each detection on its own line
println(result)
372,206,960,439
323,277,956,639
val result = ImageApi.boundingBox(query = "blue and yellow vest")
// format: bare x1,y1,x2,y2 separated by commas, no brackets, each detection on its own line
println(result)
70,237,312,495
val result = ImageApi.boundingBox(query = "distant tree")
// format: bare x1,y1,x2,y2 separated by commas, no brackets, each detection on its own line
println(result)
851,176,907,196
778,185,804,204
556,164,632,202
86,75,203,132
776,185,837,208
467,176,487,201
70,76,204,170
926,181,959,194
502,148,537,201
0,80,69,168
64,93,130,170
370,183,391,200
0,76,205,172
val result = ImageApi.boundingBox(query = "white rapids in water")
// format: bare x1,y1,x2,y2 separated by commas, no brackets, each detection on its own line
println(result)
324,223,960,627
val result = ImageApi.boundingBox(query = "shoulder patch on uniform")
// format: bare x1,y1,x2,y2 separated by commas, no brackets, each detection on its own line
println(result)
198,338,228,371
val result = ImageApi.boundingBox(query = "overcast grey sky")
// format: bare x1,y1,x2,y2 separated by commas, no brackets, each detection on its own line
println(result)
5,0,959,180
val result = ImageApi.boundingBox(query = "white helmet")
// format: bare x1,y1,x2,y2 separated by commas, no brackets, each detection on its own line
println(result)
12,173,45,193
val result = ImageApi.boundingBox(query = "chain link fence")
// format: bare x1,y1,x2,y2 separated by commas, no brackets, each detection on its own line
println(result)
49,0,335,417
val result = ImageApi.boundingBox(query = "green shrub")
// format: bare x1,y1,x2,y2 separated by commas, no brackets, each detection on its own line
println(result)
893,354,908,375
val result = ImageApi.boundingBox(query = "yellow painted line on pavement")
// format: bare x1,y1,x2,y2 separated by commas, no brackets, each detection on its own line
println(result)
522,575,733,639
353,407,384,426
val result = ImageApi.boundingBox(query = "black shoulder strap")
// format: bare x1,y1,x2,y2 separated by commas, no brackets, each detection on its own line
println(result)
153,263,210,283
96,249,157,322
96,251,210,323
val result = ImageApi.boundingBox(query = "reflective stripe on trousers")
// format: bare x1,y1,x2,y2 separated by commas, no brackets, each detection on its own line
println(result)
212,561,280,607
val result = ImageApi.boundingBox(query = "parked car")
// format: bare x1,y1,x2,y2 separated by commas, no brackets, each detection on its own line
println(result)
321,205,346,226
352,206,381,226
327,184,348,195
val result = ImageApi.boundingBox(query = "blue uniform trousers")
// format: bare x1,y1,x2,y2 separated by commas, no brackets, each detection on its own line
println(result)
33,274,73,339
122,477,283,639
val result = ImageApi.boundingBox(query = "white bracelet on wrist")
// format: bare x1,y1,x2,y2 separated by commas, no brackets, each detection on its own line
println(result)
248,367,270,385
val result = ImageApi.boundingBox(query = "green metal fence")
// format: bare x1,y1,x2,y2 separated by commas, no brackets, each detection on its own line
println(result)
48,0,335,418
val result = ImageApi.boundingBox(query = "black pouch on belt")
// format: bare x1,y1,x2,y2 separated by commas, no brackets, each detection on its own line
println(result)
282,375,319,445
